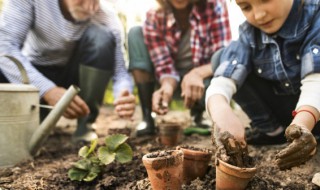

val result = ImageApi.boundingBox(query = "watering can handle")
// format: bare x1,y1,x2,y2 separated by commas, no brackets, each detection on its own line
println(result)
3,55,30,84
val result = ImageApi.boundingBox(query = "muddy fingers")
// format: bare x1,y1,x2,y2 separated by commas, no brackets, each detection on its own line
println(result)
275,124,317,170
276,152,314,170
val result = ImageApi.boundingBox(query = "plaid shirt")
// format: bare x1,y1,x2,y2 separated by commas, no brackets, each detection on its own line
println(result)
143,0,231,81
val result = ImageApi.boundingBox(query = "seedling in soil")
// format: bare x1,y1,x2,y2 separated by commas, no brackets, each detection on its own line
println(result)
68,134,133,182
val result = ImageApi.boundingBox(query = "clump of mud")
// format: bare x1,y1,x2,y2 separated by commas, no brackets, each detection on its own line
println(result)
214,131,255,168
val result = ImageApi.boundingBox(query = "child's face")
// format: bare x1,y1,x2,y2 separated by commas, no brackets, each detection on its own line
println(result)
236,0,294,34
168,0,191,10
64,0,100,22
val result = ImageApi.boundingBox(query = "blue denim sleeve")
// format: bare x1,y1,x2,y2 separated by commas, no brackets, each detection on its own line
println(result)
301,11,320,78
214,25,252,88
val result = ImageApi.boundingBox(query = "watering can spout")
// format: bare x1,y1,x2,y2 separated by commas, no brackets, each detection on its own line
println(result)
28,85,80,156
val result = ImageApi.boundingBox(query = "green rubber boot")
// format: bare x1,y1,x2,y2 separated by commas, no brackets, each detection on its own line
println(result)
72,65,112,143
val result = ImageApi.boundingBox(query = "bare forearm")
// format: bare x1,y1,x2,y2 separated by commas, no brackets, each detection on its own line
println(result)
291,105,320,131
207,94,245,142
191,64,213,79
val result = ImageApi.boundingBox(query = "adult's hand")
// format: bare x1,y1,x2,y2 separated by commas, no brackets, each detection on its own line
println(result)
275,124,317,170
152,77,177,115
113,89,136,119
43,86,90,119
181,69,204,108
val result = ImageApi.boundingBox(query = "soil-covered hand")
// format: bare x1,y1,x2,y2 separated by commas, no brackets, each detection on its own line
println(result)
114,90,136,119
181,70,204,109
213,125,251,167
275,124,317,170
152,78,176,115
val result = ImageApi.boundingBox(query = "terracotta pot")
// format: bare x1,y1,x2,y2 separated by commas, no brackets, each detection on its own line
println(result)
107,119,132,137
158,123,182,146
142,150,184,190
215,158,257,190
176,146,213,184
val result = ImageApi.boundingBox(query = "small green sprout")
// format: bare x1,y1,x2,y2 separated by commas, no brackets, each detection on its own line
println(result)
68,134,133,182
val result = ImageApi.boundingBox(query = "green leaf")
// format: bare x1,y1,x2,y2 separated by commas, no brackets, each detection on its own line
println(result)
73,159,91,170
78,139,98,158
105,134,128,151
98,147,116,165
88,139,98,155
68,168,88,181
83,164,101,182
89,156,100,164
90,164,102,173
115,143,133,164
83,172,98,182
78,146,89,158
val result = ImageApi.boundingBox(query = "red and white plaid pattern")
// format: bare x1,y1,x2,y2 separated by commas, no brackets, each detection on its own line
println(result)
143,0,232,80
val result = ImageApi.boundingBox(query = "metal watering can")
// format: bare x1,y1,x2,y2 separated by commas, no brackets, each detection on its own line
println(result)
0,56,80,168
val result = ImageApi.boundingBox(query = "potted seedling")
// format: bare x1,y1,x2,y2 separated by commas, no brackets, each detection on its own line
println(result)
176,145,213,184
213,128,256,190
142,149,184,190
68,134,133,182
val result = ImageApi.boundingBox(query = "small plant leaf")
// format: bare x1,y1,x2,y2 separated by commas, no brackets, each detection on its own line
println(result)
78,146,89,158
68,168,88,181
98,147,116,165
115,143,133,163
83,164,101,182
105,134,128,151
73,159,91,170
88,139,98,155
78,139,98,158
89,156,100,164
83,172,98,182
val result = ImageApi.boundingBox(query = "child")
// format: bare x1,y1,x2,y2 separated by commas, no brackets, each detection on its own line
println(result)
206,0,320,169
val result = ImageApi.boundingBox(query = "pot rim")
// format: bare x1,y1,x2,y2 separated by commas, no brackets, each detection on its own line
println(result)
216,158,257,179
176,146,213,161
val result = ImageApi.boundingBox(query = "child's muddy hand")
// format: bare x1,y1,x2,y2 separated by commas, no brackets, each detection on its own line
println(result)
275,124,317,170
213,124,249,167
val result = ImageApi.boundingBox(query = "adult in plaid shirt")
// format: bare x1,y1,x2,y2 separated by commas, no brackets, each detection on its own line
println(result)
128,0,231,136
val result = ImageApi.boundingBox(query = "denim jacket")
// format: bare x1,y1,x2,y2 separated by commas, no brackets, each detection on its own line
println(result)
215,0,320,95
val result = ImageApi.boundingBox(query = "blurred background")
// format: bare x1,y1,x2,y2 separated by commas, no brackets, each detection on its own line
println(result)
0,0,245,106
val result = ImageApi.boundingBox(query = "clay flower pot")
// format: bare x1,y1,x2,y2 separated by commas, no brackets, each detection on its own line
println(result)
215,158,257,190
142,150,184,190
176,145,213,184
156,115,185,146
158,122,182,146
107,119,132,137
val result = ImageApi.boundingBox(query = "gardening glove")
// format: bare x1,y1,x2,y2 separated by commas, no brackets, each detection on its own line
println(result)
213,125,249,167
275,124,317,170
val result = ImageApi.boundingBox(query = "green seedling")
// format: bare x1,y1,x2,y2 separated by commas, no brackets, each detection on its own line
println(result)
68,134,133,182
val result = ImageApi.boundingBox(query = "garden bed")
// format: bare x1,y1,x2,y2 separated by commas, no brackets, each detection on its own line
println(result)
0,106,319,189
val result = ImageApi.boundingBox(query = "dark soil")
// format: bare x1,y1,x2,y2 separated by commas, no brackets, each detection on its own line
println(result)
0,105,320,190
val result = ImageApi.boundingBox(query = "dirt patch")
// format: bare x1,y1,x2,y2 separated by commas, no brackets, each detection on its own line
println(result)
0,105,320,190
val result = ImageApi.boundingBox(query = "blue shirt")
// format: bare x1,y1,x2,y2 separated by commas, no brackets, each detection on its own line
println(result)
215,0,320,95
